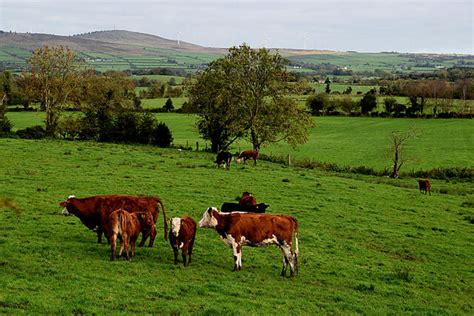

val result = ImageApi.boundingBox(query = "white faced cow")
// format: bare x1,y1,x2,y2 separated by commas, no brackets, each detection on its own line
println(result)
199,207,299,277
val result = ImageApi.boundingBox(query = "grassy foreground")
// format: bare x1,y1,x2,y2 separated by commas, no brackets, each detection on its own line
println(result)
0,138,472,314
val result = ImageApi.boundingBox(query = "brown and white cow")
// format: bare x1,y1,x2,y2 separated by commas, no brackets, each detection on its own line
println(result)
108,209,156,261
199,207,299,277
236,150,259,165
239,191,257,207
169,216,197,266
418,179,432,195
60,194,167,246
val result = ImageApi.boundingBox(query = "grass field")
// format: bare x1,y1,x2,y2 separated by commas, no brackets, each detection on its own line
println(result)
0,137,472,314
7,112,473,172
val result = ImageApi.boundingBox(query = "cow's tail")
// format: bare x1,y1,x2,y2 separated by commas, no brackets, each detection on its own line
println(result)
118,209,126,238
292,217,299,272
158,198,168,240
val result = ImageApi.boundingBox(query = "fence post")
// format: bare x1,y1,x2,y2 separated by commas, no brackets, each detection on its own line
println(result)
287,154,291,166
196,142,199,151
186,140,189,148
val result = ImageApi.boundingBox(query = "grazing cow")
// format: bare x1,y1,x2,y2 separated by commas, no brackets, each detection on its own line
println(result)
60,194,168,246
169,216,197,266
418,179,432,195
109,209,155,261
236,150,259,165
215,151,232,170
220,202,270,213
239,191,257,206
199,207,299,277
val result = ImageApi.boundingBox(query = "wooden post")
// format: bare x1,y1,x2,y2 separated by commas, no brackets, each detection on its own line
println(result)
287,154,291,166
186,140,189,148
196,141,199,151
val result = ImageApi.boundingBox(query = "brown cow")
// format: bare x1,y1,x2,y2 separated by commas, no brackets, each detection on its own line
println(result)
239,191,257,207
236,150,259,165
418,179,432,195
169,216,197,266
199,207,299,277
60,194,168,246
109,209,155,261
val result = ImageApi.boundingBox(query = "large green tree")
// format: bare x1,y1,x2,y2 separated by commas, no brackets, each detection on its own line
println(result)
23,46,86,135
188,44,312,152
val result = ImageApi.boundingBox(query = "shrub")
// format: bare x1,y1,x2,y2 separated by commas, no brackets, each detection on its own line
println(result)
56,115,83,140
16,125,47,139
152,122,173,147
0,116,13,134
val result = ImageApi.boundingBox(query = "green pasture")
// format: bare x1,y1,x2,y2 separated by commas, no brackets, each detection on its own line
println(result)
311,83,375,94
132,75,185,84
0,138,472,314
6,112,473,172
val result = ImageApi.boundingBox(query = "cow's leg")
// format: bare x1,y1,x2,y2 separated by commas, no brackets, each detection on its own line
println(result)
118,236,125,258
173,246,179,264
148,225,157,247
138,232,148,247
280,242,295,277
97,227,103,244
124,238,130,261
181,244,189,266
110,234,117,261
232,241,242,271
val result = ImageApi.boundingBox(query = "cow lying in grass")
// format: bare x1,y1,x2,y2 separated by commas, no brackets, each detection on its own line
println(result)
220,202,270,213
199,207,299,277
169,216,197,266
109,209,156,261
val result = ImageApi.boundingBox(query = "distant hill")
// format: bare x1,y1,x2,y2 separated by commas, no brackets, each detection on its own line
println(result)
0,30,334,56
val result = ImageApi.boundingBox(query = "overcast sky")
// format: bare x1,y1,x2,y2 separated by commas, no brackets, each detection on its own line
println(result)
0,0,472,54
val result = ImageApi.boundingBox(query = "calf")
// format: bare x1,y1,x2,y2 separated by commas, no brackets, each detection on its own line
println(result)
236,150,259,165
215,151,232,170
418,179,432,195
221,202,270,213
199,207,299,277
169,216,197,266
109,209,156,261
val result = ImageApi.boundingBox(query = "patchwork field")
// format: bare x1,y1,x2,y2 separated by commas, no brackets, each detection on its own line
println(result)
7,112,474,172
0,137,473,314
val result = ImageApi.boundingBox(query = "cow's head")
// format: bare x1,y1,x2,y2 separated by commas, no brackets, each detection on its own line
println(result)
59,195,76,215
170,217,182,237
138,212,155,234
257,203,270,212
199,207,218,228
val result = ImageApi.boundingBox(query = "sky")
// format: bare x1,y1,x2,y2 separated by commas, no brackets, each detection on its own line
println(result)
0,0,472,54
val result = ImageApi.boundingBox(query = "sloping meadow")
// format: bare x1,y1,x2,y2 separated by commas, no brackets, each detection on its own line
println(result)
0,139,472,314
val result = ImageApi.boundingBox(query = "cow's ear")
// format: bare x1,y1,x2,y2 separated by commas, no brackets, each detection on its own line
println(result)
59,201,67,207
207,207,212,215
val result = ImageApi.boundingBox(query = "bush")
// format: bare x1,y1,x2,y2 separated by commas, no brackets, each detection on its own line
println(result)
0,116,13,134
152,122,173,147
16,125,47,139
56,115,83,140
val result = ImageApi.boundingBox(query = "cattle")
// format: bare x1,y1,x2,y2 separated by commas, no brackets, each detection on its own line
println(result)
220,202,270,213
418,179,432,195
239,191,256,206
236,150,259,165
169,216,197,266
109,209,155,261
199,207,299,277
215,151,232,170
60,194,168,246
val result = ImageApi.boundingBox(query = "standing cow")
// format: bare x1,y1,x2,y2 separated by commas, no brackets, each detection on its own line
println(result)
109,209,156,261
199,207,299,277
60,194,168,246
215,151,232,170
236,150,259,166
418,179,432,195
169,216,197,266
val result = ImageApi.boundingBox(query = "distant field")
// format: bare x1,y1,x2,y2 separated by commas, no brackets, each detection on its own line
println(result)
132,75,185,84
7,112,473,171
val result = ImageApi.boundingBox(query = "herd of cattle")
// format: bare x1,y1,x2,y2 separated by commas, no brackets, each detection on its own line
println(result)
215,150,259,169
60,191,299,277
